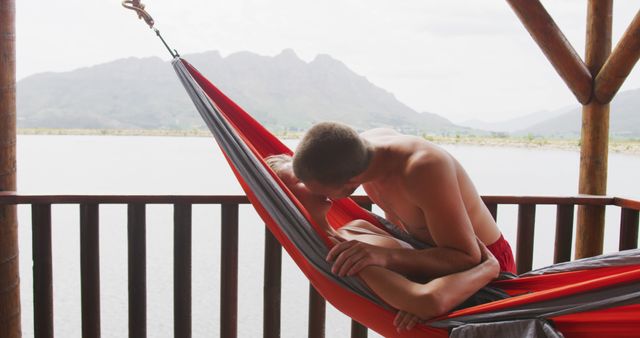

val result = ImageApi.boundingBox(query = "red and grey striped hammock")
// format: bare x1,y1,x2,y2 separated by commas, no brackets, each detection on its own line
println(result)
172,57,640,338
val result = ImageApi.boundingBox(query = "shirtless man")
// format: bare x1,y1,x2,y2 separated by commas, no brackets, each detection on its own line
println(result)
292,122,516,279
266,154,500,332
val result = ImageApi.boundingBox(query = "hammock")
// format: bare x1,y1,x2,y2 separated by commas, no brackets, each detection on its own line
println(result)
172,57,640,338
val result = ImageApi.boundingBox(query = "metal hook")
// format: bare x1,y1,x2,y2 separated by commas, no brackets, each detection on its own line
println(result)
122,1,179,58
122,0,155,28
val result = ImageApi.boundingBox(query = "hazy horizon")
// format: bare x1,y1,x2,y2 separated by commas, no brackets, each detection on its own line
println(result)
17,1,640,123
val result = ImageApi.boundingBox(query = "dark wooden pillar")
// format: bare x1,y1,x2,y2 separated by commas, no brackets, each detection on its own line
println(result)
0,0,20,337
576,0,613,259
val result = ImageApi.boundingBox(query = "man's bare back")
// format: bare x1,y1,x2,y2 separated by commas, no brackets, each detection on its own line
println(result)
294,122,516,277
359,128,502,247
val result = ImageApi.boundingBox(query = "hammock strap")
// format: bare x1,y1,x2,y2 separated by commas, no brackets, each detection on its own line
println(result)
171,57,382,305
122,1,180,58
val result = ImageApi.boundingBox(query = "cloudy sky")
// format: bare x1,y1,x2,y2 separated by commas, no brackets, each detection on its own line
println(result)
16,1,639,123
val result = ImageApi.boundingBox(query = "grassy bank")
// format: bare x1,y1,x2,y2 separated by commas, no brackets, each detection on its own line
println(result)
424,134,640,155
18,128,640,155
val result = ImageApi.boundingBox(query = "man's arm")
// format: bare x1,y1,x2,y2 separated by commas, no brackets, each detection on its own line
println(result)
327,154,481,279
356,239,500,332
390,154,481,277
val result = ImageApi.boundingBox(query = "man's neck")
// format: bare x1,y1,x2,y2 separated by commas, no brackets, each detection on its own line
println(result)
354,146,398,184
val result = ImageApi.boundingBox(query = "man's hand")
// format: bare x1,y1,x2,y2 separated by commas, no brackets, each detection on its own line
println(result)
477,238,500,279
326,236,390,276
394,311,421,333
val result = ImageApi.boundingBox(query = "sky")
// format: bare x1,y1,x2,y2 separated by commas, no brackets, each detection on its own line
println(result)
16,1,640,123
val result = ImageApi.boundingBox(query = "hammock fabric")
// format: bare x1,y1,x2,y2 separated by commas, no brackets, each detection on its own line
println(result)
172,57,640,338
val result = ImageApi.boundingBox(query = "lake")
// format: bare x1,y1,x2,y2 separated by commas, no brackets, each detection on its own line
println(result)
15,135,640,337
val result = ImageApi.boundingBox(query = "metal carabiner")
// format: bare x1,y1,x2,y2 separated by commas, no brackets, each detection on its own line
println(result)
122,1,180,58
122,0,155,28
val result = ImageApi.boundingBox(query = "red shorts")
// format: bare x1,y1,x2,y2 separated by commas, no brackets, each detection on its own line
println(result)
486,234,516,274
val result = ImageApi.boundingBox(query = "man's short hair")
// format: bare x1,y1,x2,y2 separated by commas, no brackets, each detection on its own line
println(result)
293,122,372,185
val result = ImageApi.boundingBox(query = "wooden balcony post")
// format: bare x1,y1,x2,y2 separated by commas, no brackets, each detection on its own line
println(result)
351,321,368,338
485,202,498,222
220,203,239,338
32,204,53,338
0,1,20,337
351,202,371,338
554,204,574,264
506,0,592,104
308,286,325,338
263,228,281,338
516,204,536,274
127,203,147,338
619,208,639,250
576,0,613,259
80,203,101,338
174,203,192,338
595,10,640,103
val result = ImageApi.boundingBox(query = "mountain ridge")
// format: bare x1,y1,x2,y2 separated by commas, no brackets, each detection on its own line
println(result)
18,50,470,134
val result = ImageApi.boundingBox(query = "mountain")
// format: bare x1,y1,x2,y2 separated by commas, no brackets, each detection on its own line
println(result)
17,49,469,134
458,88,640,138
518,88,640,138
460,107,572,133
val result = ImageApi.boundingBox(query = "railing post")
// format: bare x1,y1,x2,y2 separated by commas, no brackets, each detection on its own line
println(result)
263,227,281,338
351,321,368,338
32,204,53,338
220,203,239,338
619,208,639,250
308,285,325,338
554,204,574,264
516,204,536,274
351,202,371,338
174,203,192,338
127,203,147,338
485,202,498,222
80,203,101,338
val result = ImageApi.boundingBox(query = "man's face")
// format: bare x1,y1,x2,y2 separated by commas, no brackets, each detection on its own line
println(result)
304,179,360,199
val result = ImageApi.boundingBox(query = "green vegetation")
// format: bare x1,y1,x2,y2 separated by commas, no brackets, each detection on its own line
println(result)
18,128,640,155
424,134,640,155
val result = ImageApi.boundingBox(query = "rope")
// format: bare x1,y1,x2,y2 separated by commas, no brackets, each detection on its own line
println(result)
121,0,154,28
122,1,180,58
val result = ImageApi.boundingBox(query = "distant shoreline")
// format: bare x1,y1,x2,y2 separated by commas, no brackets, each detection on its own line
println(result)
18,128,640,155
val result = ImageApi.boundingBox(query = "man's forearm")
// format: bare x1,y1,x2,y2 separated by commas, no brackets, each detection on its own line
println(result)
386,246,481,280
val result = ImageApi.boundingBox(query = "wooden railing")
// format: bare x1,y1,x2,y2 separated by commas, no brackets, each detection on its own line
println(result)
0,193,638,338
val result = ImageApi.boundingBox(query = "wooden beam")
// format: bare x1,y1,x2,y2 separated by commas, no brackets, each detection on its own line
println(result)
0,1,20,337
506,0,592,104
576,0,613,259
595,10,640,103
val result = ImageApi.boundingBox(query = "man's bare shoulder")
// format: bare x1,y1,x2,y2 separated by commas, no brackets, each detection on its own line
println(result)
403,148,455,191
405,146,451,173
